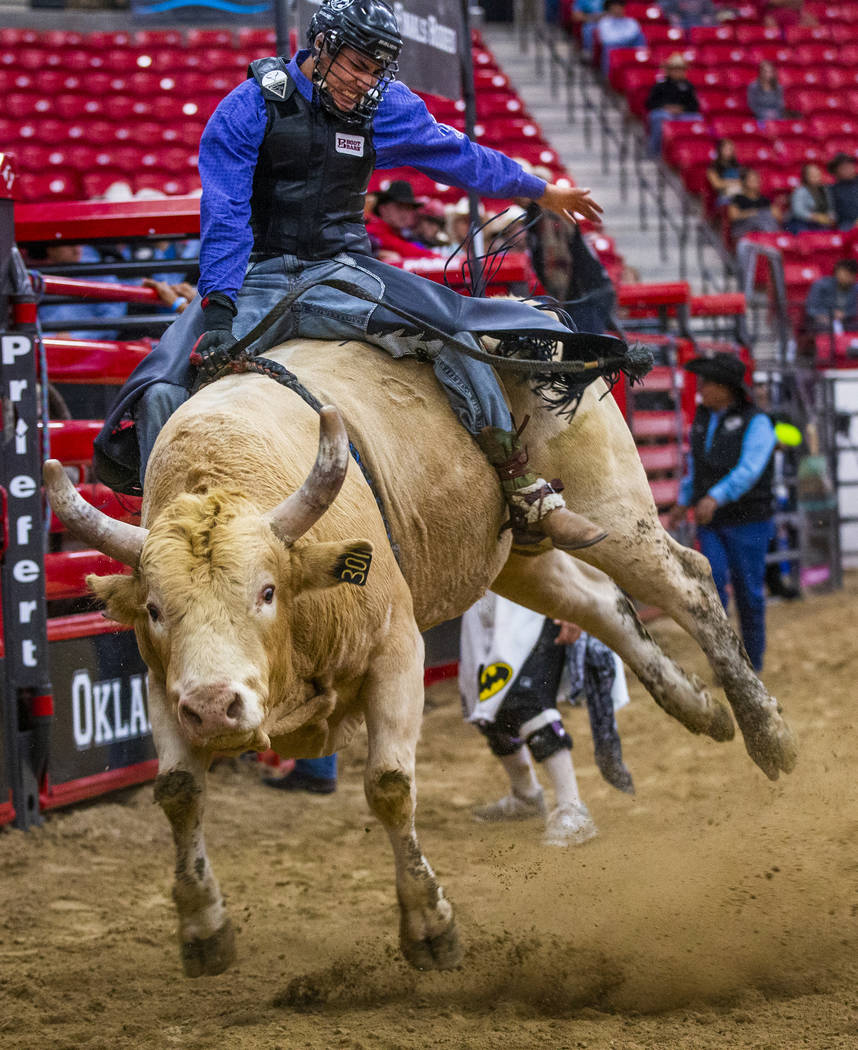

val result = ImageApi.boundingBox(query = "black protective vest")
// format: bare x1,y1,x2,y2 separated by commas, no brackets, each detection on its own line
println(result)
248,57,376,259
690,403,774,527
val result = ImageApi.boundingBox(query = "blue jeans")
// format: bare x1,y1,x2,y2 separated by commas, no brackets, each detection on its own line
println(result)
295,755,337,780
134,253,512,481
647,110,701,155
697,519,774,672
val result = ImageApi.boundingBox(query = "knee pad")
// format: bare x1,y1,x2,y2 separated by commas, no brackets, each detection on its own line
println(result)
520,710,572,762
476,720,523,757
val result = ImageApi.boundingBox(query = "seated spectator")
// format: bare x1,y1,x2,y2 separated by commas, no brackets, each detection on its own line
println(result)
786,163,836,233
747,61,785,124
804,259,858,334
828,153,858,231
572,0,604,54
707,138,743,205
659,0,718,29
727,168,782,239
596,0,646,77
645,53,703,155
447,197,488,252
365,179,436,263
413,198,449,250
763,0,816,32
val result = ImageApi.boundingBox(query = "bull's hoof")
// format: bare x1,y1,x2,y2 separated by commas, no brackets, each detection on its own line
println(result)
400,917,463,971
706,695,736,743
743,710,799,781
180,919,236,978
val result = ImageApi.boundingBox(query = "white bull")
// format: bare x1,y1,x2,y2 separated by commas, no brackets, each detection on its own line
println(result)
44,337,797,978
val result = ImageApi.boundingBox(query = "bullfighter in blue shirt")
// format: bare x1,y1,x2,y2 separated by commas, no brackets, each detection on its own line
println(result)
668,353,777,671
94,0,610,552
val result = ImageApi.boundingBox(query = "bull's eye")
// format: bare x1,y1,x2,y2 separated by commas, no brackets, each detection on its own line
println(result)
146,602,160,623
262,585,275,604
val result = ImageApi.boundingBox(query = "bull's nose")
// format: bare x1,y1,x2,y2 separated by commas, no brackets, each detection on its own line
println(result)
177,688,245,739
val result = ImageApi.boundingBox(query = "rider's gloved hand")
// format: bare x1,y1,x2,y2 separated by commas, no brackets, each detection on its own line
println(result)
189,292,239,377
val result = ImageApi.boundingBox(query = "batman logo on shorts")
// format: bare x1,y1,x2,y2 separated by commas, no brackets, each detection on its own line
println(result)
478,662,513,701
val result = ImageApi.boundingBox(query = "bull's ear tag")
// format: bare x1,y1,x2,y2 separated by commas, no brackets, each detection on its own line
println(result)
333,543,373,587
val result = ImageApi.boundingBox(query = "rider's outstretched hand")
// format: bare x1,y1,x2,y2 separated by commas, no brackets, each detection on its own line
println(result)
537,182,603,225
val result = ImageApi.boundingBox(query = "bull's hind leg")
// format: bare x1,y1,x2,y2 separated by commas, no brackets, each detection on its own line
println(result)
574,526,798,780
362,616,462,971
494,551,735,743
150,684,235,977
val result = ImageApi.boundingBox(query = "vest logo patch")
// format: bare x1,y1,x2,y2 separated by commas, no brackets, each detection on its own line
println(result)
335,133,365,157
723,415,744,431
261,69,288,99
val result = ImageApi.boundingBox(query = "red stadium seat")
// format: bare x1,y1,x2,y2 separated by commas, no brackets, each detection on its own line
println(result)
134,29,184,47
83,31,134,49
133,172,197,196
784,23,832,44
811,114,858,140
687,25,734,45
661,119,709,165
607,47,652,93
822,136,858,159
475,94,526,120
186,28,235,48
19,170,81,202
642,24,684,47
81,169,128,198
11,143,50,170
792,44,840,67
626,2,667,21
709,116,759,138
0,28,40,47
54,95,106,119
775,137,823,166
761,118,810,141
63,145,100,170
734,24,780,45
237,27,277,49
621,67,660,117
696,88,749,117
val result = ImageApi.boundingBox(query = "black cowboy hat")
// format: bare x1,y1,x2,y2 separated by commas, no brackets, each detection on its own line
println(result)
828,152,858,174
374,180,421,211
684,352,749,396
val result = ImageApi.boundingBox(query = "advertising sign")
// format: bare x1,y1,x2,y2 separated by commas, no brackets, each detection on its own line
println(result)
46,629,155,791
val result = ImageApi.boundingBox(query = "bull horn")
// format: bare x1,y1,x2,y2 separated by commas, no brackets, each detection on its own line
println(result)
43,459,148,568
266,405,350,545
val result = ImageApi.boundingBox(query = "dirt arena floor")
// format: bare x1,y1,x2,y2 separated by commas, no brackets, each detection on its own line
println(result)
2,577,857,1050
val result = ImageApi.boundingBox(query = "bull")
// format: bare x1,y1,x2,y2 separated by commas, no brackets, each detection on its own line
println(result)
45,337,797,977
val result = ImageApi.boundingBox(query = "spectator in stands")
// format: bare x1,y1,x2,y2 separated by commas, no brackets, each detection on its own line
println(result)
659,0,718,29
727,168,782,240
447,197,488,251
572,0,605,54
644,53,702,155
804,259,858,334
762,0,816,33
596,0,646,77
786,163,836,233
668,352,777,672
33,243,128,341
706,138,743,206
413,198,449,250
747,61,785,124
828,153,858,231
365,179,437,262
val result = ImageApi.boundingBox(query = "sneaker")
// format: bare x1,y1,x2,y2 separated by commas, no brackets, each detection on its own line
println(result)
262,769,337,795
543,802,598,847
472,788,547,823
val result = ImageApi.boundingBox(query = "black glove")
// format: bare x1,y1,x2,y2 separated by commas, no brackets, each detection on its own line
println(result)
189,293,239,378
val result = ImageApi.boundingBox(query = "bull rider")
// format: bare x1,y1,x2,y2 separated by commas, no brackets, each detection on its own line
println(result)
95,0,609,552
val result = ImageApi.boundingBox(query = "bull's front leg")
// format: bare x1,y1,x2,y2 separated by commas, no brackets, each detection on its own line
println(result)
150,681,235,977
362,621,462,971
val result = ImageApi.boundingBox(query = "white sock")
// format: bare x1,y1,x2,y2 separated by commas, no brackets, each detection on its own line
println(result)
542,749,582,809
498,748,542,799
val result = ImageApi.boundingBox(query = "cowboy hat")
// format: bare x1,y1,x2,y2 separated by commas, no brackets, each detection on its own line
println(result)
684,352,749,396
374,179,421,211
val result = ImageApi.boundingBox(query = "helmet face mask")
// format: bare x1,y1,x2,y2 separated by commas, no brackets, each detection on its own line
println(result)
307,0,402,125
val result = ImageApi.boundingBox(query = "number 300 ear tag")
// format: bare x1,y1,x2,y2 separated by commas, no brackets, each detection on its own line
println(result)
334,545,373,587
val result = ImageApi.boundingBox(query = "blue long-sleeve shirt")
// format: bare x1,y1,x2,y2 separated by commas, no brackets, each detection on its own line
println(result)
198,51,548,300
678,410,777,509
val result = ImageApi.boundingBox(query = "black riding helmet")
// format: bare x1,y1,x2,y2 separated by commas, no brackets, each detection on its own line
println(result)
307,0,402,125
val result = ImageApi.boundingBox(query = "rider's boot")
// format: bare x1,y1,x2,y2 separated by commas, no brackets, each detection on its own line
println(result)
475,425,607,553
